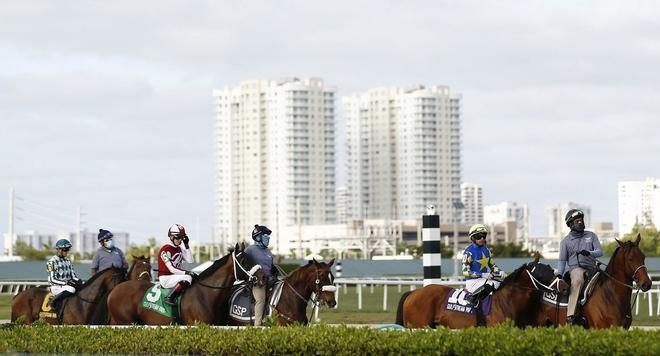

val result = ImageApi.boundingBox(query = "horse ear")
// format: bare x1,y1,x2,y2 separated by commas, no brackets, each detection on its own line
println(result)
328,258,335,267
132,255,137,260
635,233,641,246
234,243,240,251
615,238,623,247
533,253,540,263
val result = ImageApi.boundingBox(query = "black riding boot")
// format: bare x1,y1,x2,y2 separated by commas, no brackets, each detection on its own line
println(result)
467,284,495,306
165,281,190,306
50,290,73,309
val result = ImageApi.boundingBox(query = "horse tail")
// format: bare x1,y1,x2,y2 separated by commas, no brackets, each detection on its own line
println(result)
395,290,413,326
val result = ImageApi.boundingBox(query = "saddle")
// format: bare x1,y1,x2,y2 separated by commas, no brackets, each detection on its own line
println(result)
40,292,71,323
543,270,600,308
228,280,285,323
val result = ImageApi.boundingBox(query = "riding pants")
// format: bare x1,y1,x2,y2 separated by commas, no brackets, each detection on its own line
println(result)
159,274,192,289
50,284,76,296
465,278,501,293
567,267,586,317
252,284,266,326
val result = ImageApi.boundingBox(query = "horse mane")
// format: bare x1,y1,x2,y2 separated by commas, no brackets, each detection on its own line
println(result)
597,241,633,286
81,267,124,291
196,254,231,280
285,262,315,285
497,264,528,288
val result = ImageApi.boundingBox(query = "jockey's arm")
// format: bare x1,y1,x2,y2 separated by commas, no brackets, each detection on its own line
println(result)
590,235,604,258
462,253,479,279
181,248,194,263
488,258,503,277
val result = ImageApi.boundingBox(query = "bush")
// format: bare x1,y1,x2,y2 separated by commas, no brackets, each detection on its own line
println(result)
0,323,658,355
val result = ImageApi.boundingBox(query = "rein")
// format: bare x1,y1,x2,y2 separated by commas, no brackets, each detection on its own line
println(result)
196,251,261,290
277,266,336,324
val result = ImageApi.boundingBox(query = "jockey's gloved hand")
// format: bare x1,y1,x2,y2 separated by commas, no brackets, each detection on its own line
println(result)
182,235,190,249
579,249,591,256
481,272,492,279
555,273,563,279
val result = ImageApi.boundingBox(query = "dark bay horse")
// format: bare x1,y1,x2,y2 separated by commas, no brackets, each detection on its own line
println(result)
107,243,264,325
533,234,652,329
128,255,153,281
11,267,126,324
395,258,565,328
230,258,337,326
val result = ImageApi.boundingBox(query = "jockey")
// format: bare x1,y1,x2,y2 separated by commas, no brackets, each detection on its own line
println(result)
47,239,82,308
158,224,195,305
245,224,274,326
462,224,504,305
91,228,128,276
557,209,603,325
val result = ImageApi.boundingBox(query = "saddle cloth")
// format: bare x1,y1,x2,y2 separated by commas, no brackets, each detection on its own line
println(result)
228,281,285,323
140,284,183,319
443,288,492,315
39,292,57,320
542,272,600,307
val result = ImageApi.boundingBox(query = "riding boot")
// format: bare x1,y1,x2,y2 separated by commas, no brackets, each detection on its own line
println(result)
165,281,189,306
468,284,494,306
50,290,73,309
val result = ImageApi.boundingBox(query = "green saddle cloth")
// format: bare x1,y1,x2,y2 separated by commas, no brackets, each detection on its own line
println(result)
141,284,183,319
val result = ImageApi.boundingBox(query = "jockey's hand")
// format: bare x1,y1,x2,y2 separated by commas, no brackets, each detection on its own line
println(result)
182,235,190,249
579,250,591,256
481,272,492,279
555,273,563,280
495,272,506,280
185,270,197,278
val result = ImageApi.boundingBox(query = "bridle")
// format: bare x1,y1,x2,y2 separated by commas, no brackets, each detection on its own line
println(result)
196,251,262,290
133,260,152,280
277,265,336,323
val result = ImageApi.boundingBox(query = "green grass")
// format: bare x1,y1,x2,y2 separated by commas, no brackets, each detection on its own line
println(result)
3,285,659,326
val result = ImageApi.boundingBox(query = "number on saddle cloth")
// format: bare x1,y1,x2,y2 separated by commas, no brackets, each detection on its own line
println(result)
140,284,183,319
443,288,493,315
39,292,57,320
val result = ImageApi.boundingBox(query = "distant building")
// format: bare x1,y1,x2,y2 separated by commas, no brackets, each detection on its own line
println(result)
592,222,618,244
618,177,660,235
547,202,591,239
344,85,462,223
484,202,530,241
335,186,348,224
10,230,130,257
213,78,337,255
460,183,483,224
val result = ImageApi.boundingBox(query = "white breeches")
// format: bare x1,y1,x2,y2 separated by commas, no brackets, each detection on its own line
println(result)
50,285,76,296
465,278,501,293
158,274,192,288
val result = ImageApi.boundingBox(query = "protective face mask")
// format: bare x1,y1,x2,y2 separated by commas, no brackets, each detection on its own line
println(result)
105,239,114,249
572,221,585,233
260,234,270,248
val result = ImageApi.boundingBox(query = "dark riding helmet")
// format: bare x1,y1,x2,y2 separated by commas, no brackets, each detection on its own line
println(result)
55,239,72,250
565,209,584,227
97,229,113,242
252,224,272,241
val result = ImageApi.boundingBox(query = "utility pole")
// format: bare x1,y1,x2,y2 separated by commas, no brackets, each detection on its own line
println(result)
7,187,14,256
452,199,464,277
76,206,81,256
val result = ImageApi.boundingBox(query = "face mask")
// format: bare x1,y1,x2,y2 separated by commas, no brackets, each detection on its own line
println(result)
572,221,585,233
259,234,270,248
104,239,114,249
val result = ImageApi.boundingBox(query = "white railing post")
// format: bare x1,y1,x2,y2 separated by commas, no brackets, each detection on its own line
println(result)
358,284,362,310
383,284,388,311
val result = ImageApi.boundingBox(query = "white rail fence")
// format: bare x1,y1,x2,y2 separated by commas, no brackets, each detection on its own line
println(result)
3,279,660,317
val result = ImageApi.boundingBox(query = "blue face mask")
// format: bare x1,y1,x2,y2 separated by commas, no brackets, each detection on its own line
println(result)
259,234,270,248
104,239,114,249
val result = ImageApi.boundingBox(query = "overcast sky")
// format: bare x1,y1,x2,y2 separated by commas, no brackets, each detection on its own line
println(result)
1,1,659,247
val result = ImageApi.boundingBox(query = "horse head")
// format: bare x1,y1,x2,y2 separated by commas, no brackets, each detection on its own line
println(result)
129,255,152,281
308,258,337,308
615,234,652,291
232,243,266,286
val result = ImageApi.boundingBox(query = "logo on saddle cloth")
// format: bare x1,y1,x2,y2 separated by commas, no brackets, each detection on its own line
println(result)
228,281,285,322
444,289,492,315
39,292,57,319
543,271,600,308
140,284,182,318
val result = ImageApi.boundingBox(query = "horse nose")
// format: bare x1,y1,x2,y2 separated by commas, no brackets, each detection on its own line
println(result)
328,300,337,308
642,281,652,292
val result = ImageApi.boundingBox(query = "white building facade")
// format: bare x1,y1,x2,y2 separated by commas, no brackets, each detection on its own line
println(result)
335,186,348,224
547,202,591,239
618,177,660,235
213,78,336,255
344,85,462,223
460,183,483,224
484,201,530,243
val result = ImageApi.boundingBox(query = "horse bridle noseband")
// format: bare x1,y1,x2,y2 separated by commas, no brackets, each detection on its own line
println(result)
278,266,336,323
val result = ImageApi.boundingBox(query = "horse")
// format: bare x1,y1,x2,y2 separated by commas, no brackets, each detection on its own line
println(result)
532,234,652,329
229,258,337,326
107,243,264,325
395,257,566,328
127,255,153,281
10,267,126,324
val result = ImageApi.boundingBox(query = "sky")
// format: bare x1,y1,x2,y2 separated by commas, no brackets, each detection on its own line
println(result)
1,1,660,247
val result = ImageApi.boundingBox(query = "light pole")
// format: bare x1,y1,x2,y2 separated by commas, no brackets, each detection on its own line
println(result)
452,199,464,277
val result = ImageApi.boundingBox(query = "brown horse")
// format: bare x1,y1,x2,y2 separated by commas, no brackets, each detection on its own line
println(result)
395,258,565,328
107,243,264,325
229,258,337,326
533,234,652,329
128,255,153,281
11,267,126,324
